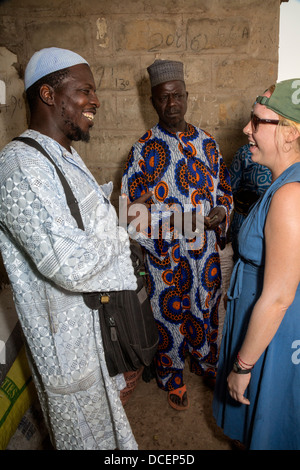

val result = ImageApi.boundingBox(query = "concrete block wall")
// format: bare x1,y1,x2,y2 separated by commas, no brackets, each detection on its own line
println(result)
0,0,281,196
0,0,282,283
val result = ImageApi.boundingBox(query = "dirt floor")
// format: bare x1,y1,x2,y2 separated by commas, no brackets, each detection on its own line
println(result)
7,366,234,451
123,243,235,451
124,367,233,451
6,245,235,451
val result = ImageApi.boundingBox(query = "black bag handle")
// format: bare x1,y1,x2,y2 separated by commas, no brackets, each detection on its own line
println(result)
13,136,84,230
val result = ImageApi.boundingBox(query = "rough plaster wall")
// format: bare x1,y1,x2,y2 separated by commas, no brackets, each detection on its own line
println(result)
0,0,281,197
0,0,281,281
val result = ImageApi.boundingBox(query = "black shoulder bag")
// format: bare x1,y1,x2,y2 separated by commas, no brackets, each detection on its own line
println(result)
13,136,159,377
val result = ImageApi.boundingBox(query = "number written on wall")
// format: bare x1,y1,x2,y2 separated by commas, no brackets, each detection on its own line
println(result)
116,78,130,91
148,31,183,52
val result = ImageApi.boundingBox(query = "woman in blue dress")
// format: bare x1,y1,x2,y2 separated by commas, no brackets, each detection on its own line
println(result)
213,79,300,450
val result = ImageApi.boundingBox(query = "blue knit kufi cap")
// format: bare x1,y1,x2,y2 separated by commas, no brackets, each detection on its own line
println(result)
24,47,89,91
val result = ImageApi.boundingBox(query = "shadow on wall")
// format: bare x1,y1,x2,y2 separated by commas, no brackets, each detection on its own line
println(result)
112,75,156,208
136,76,157,132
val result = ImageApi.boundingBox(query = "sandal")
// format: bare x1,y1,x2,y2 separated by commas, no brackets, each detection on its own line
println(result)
168,385,189,411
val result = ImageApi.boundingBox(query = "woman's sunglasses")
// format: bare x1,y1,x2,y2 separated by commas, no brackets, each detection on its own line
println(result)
251,112,279,133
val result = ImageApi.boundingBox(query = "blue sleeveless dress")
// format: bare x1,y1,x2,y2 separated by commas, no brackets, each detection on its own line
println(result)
213,163,300,450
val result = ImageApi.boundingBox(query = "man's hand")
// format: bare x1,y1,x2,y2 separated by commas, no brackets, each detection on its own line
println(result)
204,207,226,230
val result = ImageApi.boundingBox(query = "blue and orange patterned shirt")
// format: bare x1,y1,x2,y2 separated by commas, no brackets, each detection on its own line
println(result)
122,123,233,389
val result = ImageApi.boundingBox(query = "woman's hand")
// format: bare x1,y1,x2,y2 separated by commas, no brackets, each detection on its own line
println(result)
227,371,251,405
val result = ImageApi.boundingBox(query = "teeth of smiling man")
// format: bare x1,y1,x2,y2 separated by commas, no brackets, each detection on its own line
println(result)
83,112,94,121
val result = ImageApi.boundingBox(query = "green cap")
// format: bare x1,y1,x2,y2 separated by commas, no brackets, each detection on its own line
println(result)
256,79,300,124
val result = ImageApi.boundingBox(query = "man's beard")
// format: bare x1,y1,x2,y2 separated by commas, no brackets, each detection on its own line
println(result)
61,104,91,143
66,121,90,143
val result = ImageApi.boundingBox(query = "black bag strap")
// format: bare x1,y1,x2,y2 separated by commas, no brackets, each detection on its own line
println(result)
13,136,84,230
13,137,116,309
